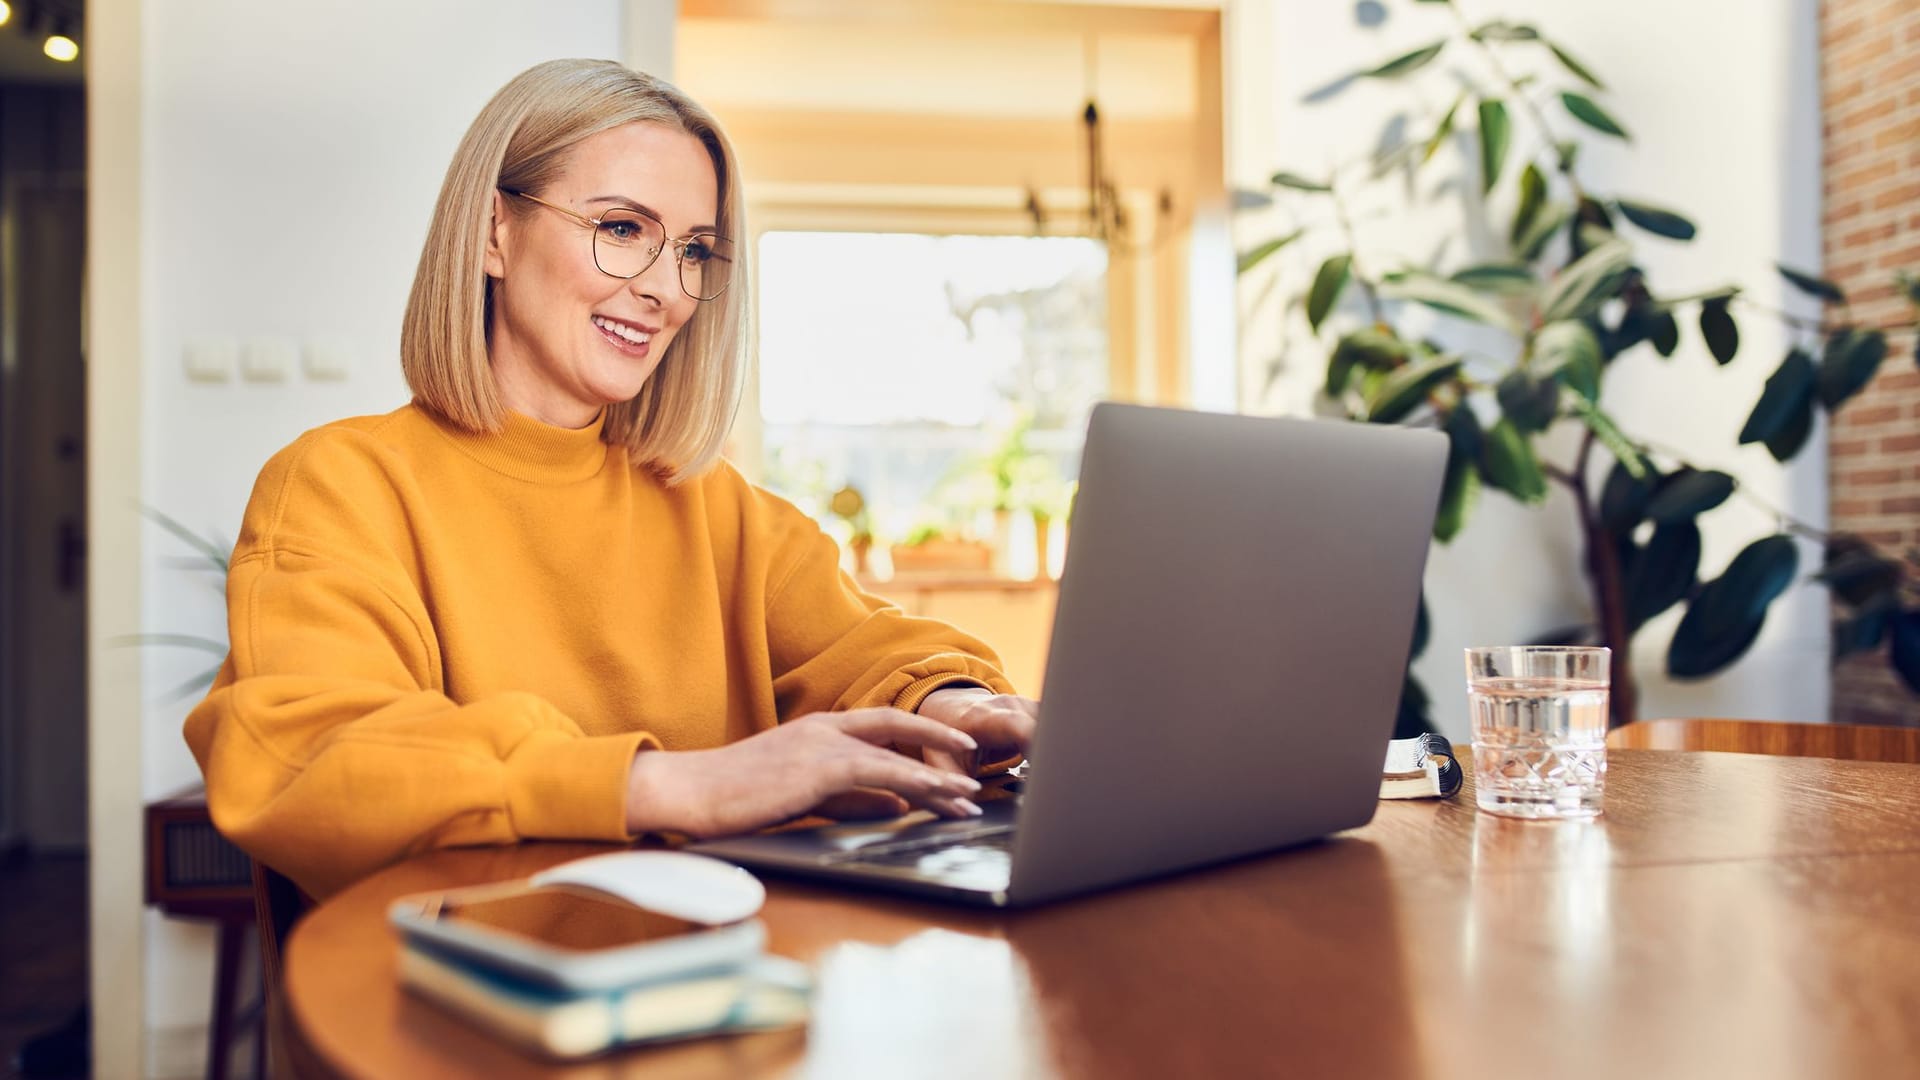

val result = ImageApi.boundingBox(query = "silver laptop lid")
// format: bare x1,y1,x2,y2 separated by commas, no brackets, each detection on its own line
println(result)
1006,403,1446,905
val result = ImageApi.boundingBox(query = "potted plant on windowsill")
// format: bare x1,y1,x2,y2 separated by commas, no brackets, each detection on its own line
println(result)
889,522,995,576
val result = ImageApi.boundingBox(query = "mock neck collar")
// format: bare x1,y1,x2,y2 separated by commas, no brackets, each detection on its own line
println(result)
433,406,612,484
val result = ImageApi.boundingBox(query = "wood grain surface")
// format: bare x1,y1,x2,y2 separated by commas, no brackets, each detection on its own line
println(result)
281,750,1920,1079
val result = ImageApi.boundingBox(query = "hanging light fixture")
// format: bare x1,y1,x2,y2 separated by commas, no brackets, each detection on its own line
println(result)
44,13,79,62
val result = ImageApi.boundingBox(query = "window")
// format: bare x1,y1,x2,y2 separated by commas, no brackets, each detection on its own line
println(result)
757,230,1107,573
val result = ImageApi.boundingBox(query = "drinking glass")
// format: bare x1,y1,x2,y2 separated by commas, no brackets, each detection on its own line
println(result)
1465,646,1610,820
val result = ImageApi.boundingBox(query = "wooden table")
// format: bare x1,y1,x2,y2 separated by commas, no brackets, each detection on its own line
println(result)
281,750,1920,1079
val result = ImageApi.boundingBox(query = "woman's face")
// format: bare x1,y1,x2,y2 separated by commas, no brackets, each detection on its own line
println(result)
484,121,719,428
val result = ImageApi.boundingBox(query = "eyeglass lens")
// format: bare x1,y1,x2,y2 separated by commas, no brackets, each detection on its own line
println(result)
591,209,734,301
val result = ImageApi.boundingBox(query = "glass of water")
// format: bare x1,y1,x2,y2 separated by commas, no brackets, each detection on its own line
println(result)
1465,646,1610,820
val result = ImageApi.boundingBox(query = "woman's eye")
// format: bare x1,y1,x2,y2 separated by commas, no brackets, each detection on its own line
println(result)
682,240,713,264
601,221,643,243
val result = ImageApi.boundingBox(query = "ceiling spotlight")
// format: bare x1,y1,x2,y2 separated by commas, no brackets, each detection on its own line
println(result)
44,18,78,62
0,2,12,28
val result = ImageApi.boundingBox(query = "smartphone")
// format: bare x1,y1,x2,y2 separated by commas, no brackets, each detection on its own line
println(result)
390,881,767,991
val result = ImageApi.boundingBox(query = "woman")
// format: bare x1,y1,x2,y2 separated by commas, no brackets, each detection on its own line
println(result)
184,59,1037,900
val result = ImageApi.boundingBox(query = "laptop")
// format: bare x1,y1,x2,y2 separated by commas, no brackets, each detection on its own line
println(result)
691,402,1447,907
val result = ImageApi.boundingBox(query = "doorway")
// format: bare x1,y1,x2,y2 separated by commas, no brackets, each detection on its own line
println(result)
0,75,90,1077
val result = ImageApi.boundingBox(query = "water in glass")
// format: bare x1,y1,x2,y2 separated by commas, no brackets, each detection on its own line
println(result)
1470,676,1607,819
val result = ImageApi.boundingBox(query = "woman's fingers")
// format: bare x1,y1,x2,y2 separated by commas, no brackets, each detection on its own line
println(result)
824,707,980,756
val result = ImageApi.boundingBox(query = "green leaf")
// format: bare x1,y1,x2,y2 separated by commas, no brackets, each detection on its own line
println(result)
1515,201,1571,262
1481,419,1547,503
1541,239,1633,323
1435,406,1483,542
1423,92,1467,164
1307,254,1353,333
1393,674,1436,740
1236,228,1304,274
1816,328,1888,409
1546,40,1605,89
1325,328,1411,398
1896,269,1920,307
1511,163,1547,248
1892,612,1920,694
1649,309,1680,357
1450,262,1537,295
1478,99,1510,194
1776,263,1846,305
1834,609,1891,662
1600,460,1656,533
1818,537,1904,608
1410,593,1431,658
1361,40,1448,80
1562,92,1629,139
139,506,231,573
1378,273,1522,333
1667,535,1800,678
1271,171,1332,193
1496,370,1560,433
1700,297,1740,365
1646,468,1736,523
1626,521,1702,628
1535,320,1603,400
1764,395,1816,462
1471,20,1540,41
1366,356,1463,424
1615,198,1697,241
1740,348,1817,444
1569,397,1649,478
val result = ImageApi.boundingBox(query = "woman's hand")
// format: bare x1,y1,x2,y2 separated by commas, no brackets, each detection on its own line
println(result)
623,708,986,838
916,687,1038,776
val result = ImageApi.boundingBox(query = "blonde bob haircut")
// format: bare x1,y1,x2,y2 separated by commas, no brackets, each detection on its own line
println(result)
402,59,750,484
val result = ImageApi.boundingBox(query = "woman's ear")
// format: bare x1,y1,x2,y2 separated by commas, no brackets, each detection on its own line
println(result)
482,189,511,280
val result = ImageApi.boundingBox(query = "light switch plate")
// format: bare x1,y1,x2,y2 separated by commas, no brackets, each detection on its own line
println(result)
184,338,238,383
241,338,297,383
303,339,352,382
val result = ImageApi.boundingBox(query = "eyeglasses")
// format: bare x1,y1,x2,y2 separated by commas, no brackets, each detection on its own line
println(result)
500,188,734,302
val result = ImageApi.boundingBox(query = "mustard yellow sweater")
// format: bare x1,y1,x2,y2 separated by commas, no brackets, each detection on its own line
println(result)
184,404,1013,898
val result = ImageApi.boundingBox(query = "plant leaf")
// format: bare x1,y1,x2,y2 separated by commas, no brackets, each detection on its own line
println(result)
1700,297,1740,365
1481,418,1547,503
1546,40,1605,89
1236,228,1305,274
1536,320,1603,400
1834,609,1891,663
1307,253,1353,333
1816,328,1888,409
1569,397,1649,478
1776,263,1847,305
1423,92,1466,164
1450,262,1538,295
1516,201,1572,262
1367,356,1463,424
139,506,230,573
1541,239,1634,323
1325,327,1411,398
1361,40,1448,80
1740,348,1817,445
1763,394,1817,462
1471,20,1540,41
1496,370,1560,433
1435,406,1483,542
1626,521,1702,628
1892,612,1920,694
1562,92,1630,139
1649,309,1680,357
1667,535,1800,678
1478,99,1510,194
1378,273,1522,333
1271,171,1333,193
1817,538,1905,608
1600,459,1656,533
1646,468,1736,523
1615,198,1697,241
1511,162,1546,248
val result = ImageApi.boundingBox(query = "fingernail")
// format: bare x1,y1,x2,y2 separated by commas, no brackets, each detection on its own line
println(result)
953,731,979,750
955,775,982,792
957,798,984,817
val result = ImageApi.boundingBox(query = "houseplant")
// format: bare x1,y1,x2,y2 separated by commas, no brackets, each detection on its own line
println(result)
1240,0,1920,727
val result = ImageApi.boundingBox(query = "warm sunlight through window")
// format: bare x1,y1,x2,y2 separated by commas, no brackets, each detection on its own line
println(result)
758,231,1108,566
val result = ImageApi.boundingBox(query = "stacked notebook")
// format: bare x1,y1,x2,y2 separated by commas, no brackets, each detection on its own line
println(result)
387,852,811,1059
1380,732,1464,799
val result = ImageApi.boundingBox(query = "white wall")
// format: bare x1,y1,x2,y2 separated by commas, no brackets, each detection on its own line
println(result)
126,2,642,1074
1228,0,1826,741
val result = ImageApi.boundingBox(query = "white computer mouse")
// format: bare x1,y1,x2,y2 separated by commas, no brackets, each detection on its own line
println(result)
529,850,767,925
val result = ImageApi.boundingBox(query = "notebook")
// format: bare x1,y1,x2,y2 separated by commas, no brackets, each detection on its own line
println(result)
692,402,1448,907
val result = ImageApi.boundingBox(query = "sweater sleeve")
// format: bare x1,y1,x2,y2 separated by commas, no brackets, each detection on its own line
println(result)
759,496,1017,719
182,436,651,899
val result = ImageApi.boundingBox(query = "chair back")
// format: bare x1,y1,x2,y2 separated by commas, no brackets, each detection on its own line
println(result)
251,861,310,994
1607,718,1920,764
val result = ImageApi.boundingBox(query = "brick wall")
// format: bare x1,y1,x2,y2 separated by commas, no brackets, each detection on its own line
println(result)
1823,0,1920,725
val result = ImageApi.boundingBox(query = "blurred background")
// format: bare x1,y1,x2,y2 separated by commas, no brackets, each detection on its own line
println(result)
0,0,1913,1075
